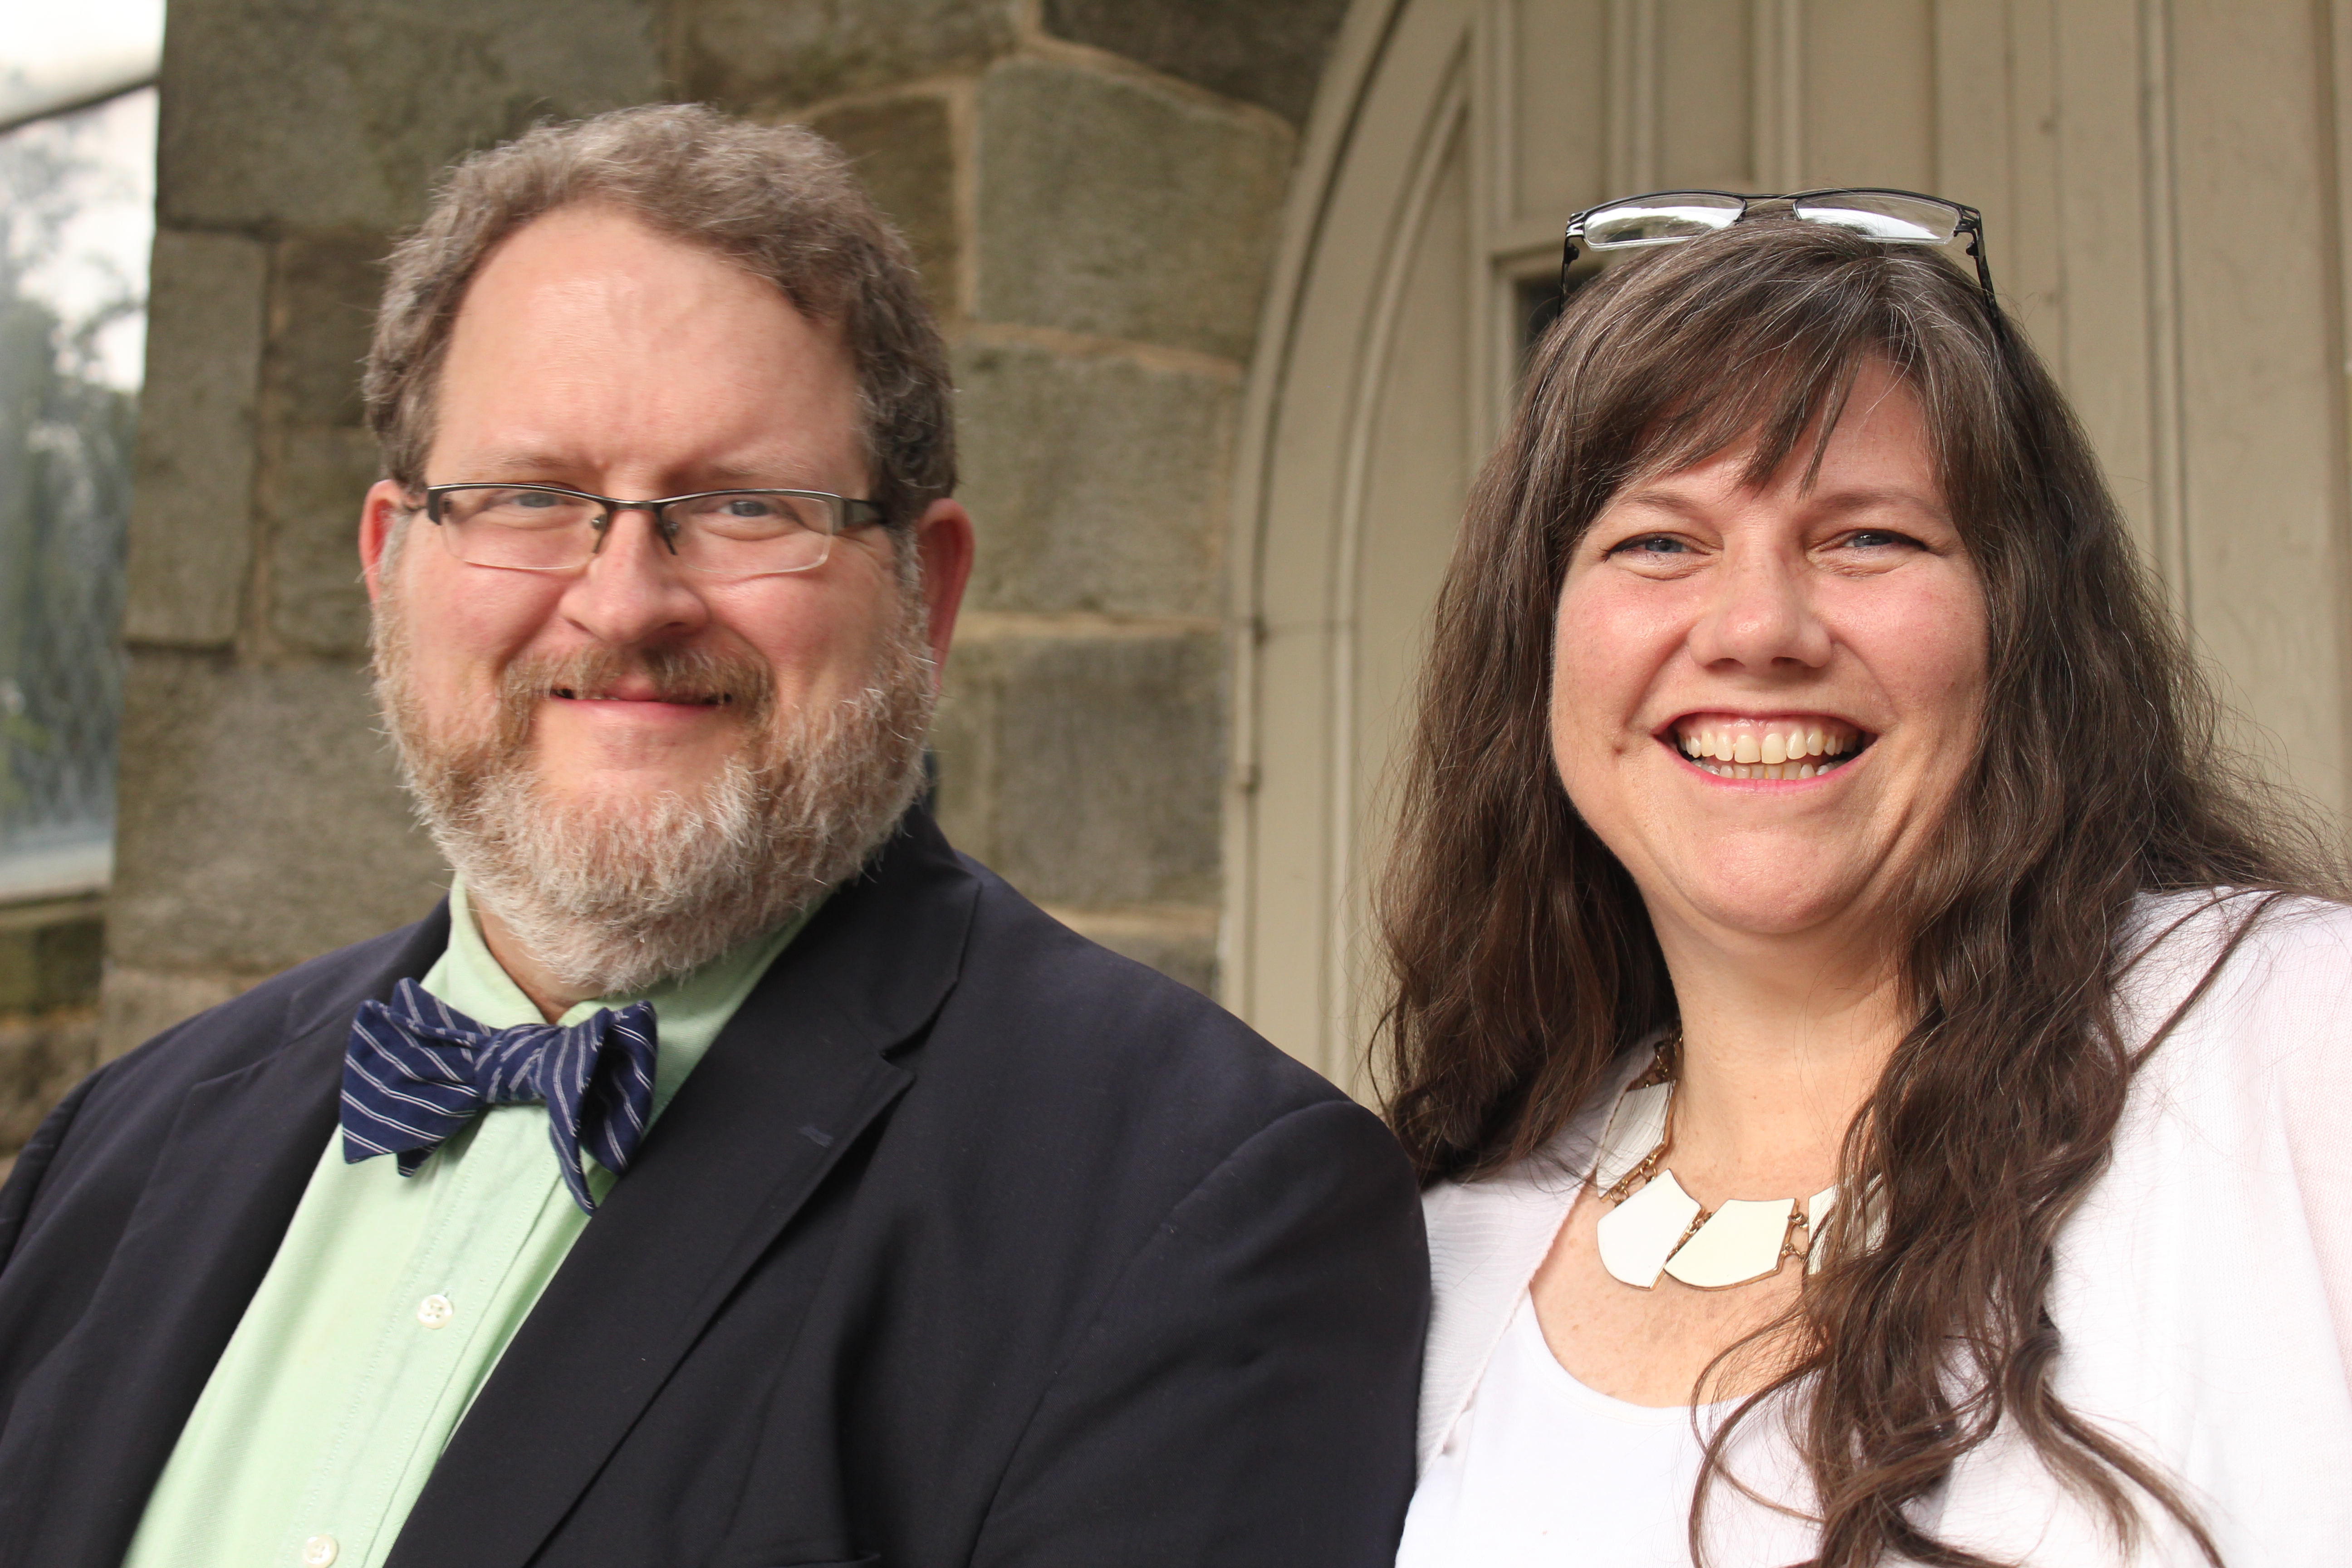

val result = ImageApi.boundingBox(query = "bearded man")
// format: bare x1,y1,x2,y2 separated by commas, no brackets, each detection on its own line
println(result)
0,107,1426,1568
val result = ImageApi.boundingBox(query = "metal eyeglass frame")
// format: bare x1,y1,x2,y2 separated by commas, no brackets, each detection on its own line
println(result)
1561,187,1996,309
421,482,888,575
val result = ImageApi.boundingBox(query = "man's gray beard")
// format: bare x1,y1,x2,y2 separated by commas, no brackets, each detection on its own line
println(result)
372,587,936,1000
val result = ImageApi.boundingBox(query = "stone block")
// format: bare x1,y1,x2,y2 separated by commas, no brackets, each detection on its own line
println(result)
0,897,105,1012
265,232,385,431
953,338,1231,617
0,1006,99,1156
259,232,394,657
108,650,446,980
810,93,960,316
932,629,1221,906
158,0,664,231
1042,0,1352,126
975,59,1292,362
264,427,382,657
675,0,1015,112
123,229,267,649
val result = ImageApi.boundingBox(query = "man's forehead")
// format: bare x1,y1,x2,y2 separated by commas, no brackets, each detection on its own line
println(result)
453,205,820,335
426,204,865,485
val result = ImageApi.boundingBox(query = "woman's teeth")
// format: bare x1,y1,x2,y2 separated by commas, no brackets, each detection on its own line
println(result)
1674,720,1863,780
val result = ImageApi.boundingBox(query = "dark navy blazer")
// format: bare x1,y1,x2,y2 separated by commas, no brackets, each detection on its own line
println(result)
0,809,1427,1567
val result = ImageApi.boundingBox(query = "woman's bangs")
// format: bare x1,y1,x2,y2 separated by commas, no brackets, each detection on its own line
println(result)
1548,236,1936,530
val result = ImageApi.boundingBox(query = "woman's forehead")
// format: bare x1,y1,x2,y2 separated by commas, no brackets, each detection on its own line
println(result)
1608,366,1940,509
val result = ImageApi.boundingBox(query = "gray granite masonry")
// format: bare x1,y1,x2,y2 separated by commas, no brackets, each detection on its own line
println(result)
0,0,1354,1161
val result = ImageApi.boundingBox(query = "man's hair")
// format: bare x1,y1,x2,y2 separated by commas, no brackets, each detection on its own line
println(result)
362,103,954,526
1378,219,2337,1565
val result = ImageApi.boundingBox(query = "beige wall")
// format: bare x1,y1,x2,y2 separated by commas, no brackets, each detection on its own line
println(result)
1231,0,2352,1091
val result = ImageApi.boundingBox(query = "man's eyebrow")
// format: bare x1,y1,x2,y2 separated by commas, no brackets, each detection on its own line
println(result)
449,452,827,490
693,460,825,488
457,449,587,479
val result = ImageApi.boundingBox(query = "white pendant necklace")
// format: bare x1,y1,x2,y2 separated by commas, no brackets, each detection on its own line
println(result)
1591,1044,1839,1291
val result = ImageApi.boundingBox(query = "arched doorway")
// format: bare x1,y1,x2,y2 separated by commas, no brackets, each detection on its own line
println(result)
1228,0,2352,1091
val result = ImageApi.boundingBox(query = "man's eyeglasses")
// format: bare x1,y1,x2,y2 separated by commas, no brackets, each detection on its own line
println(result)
421,483,888,578
1561,188,1995,307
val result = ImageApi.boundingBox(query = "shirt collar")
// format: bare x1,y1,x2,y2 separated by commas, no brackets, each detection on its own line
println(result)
434,877,818,1108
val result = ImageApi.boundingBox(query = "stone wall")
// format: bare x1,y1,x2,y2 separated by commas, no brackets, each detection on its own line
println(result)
0,897,103,1181
57,0,1352,1129
737,28,1311,995
103,0,670,1059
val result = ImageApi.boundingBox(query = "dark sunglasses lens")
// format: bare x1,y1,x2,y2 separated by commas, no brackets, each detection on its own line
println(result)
1793,191,1960,244
1580,193,1744,249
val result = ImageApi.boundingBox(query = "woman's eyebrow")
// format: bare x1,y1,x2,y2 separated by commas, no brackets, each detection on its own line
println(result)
1599,484,1951,526
1605,487,1711,519
1804,485,1951,523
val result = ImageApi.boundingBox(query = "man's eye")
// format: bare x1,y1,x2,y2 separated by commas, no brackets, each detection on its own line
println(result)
689,494,823,530
474,489,591,526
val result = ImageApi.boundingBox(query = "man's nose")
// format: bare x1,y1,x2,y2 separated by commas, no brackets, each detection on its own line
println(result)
1684,549,1833,671
556,507,712,646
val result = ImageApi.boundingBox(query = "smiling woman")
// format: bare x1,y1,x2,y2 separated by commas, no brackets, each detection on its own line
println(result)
1382,218,2352,1567
1549,361,1986,957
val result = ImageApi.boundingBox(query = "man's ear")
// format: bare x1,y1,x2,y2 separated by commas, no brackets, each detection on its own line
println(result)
911,497,975,679
359,480,412,603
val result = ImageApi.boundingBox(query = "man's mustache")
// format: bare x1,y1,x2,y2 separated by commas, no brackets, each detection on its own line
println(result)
493,646,778,737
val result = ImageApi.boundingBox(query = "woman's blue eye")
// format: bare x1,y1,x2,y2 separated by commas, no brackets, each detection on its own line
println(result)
1839,529,1920,549
1611,534,1688,555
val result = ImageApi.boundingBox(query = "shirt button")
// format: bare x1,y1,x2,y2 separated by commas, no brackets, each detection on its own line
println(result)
301,1535,339,1566
416,1294,454,1329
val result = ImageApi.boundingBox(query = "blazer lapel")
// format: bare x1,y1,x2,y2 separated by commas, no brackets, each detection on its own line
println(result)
1414,1048,1652,1469
392,810,980,1568
2,909,449,1568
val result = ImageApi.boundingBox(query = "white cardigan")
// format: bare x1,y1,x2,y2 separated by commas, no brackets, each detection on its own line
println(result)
1414,892,2352,1565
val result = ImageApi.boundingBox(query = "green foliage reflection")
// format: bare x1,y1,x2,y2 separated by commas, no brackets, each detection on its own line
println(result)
0,118,137,856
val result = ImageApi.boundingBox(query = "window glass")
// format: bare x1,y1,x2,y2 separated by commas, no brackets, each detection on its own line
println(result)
0,85,153,897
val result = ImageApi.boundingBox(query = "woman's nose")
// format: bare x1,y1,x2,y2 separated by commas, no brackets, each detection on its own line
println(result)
1685,551,1833,671
557,508,712,646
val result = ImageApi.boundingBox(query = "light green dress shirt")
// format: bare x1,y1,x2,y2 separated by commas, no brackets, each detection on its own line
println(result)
122,880,806,1568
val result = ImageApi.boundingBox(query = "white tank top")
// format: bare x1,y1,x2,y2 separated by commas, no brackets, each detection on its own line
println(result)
1395,1295,1818,1567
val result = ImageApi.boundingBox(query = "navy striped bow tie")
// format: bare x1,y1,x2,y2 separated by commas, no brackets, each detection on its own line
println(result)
343,979,658,1214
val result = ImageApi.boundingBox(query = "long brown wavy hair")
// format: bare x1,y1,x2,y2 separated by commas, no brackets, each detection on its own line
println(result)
1377,219,2342,1566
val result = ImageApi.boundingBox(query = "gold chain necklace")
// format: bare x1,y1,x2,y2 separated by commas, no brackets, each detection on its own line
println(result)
1591,1041,1839,1290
